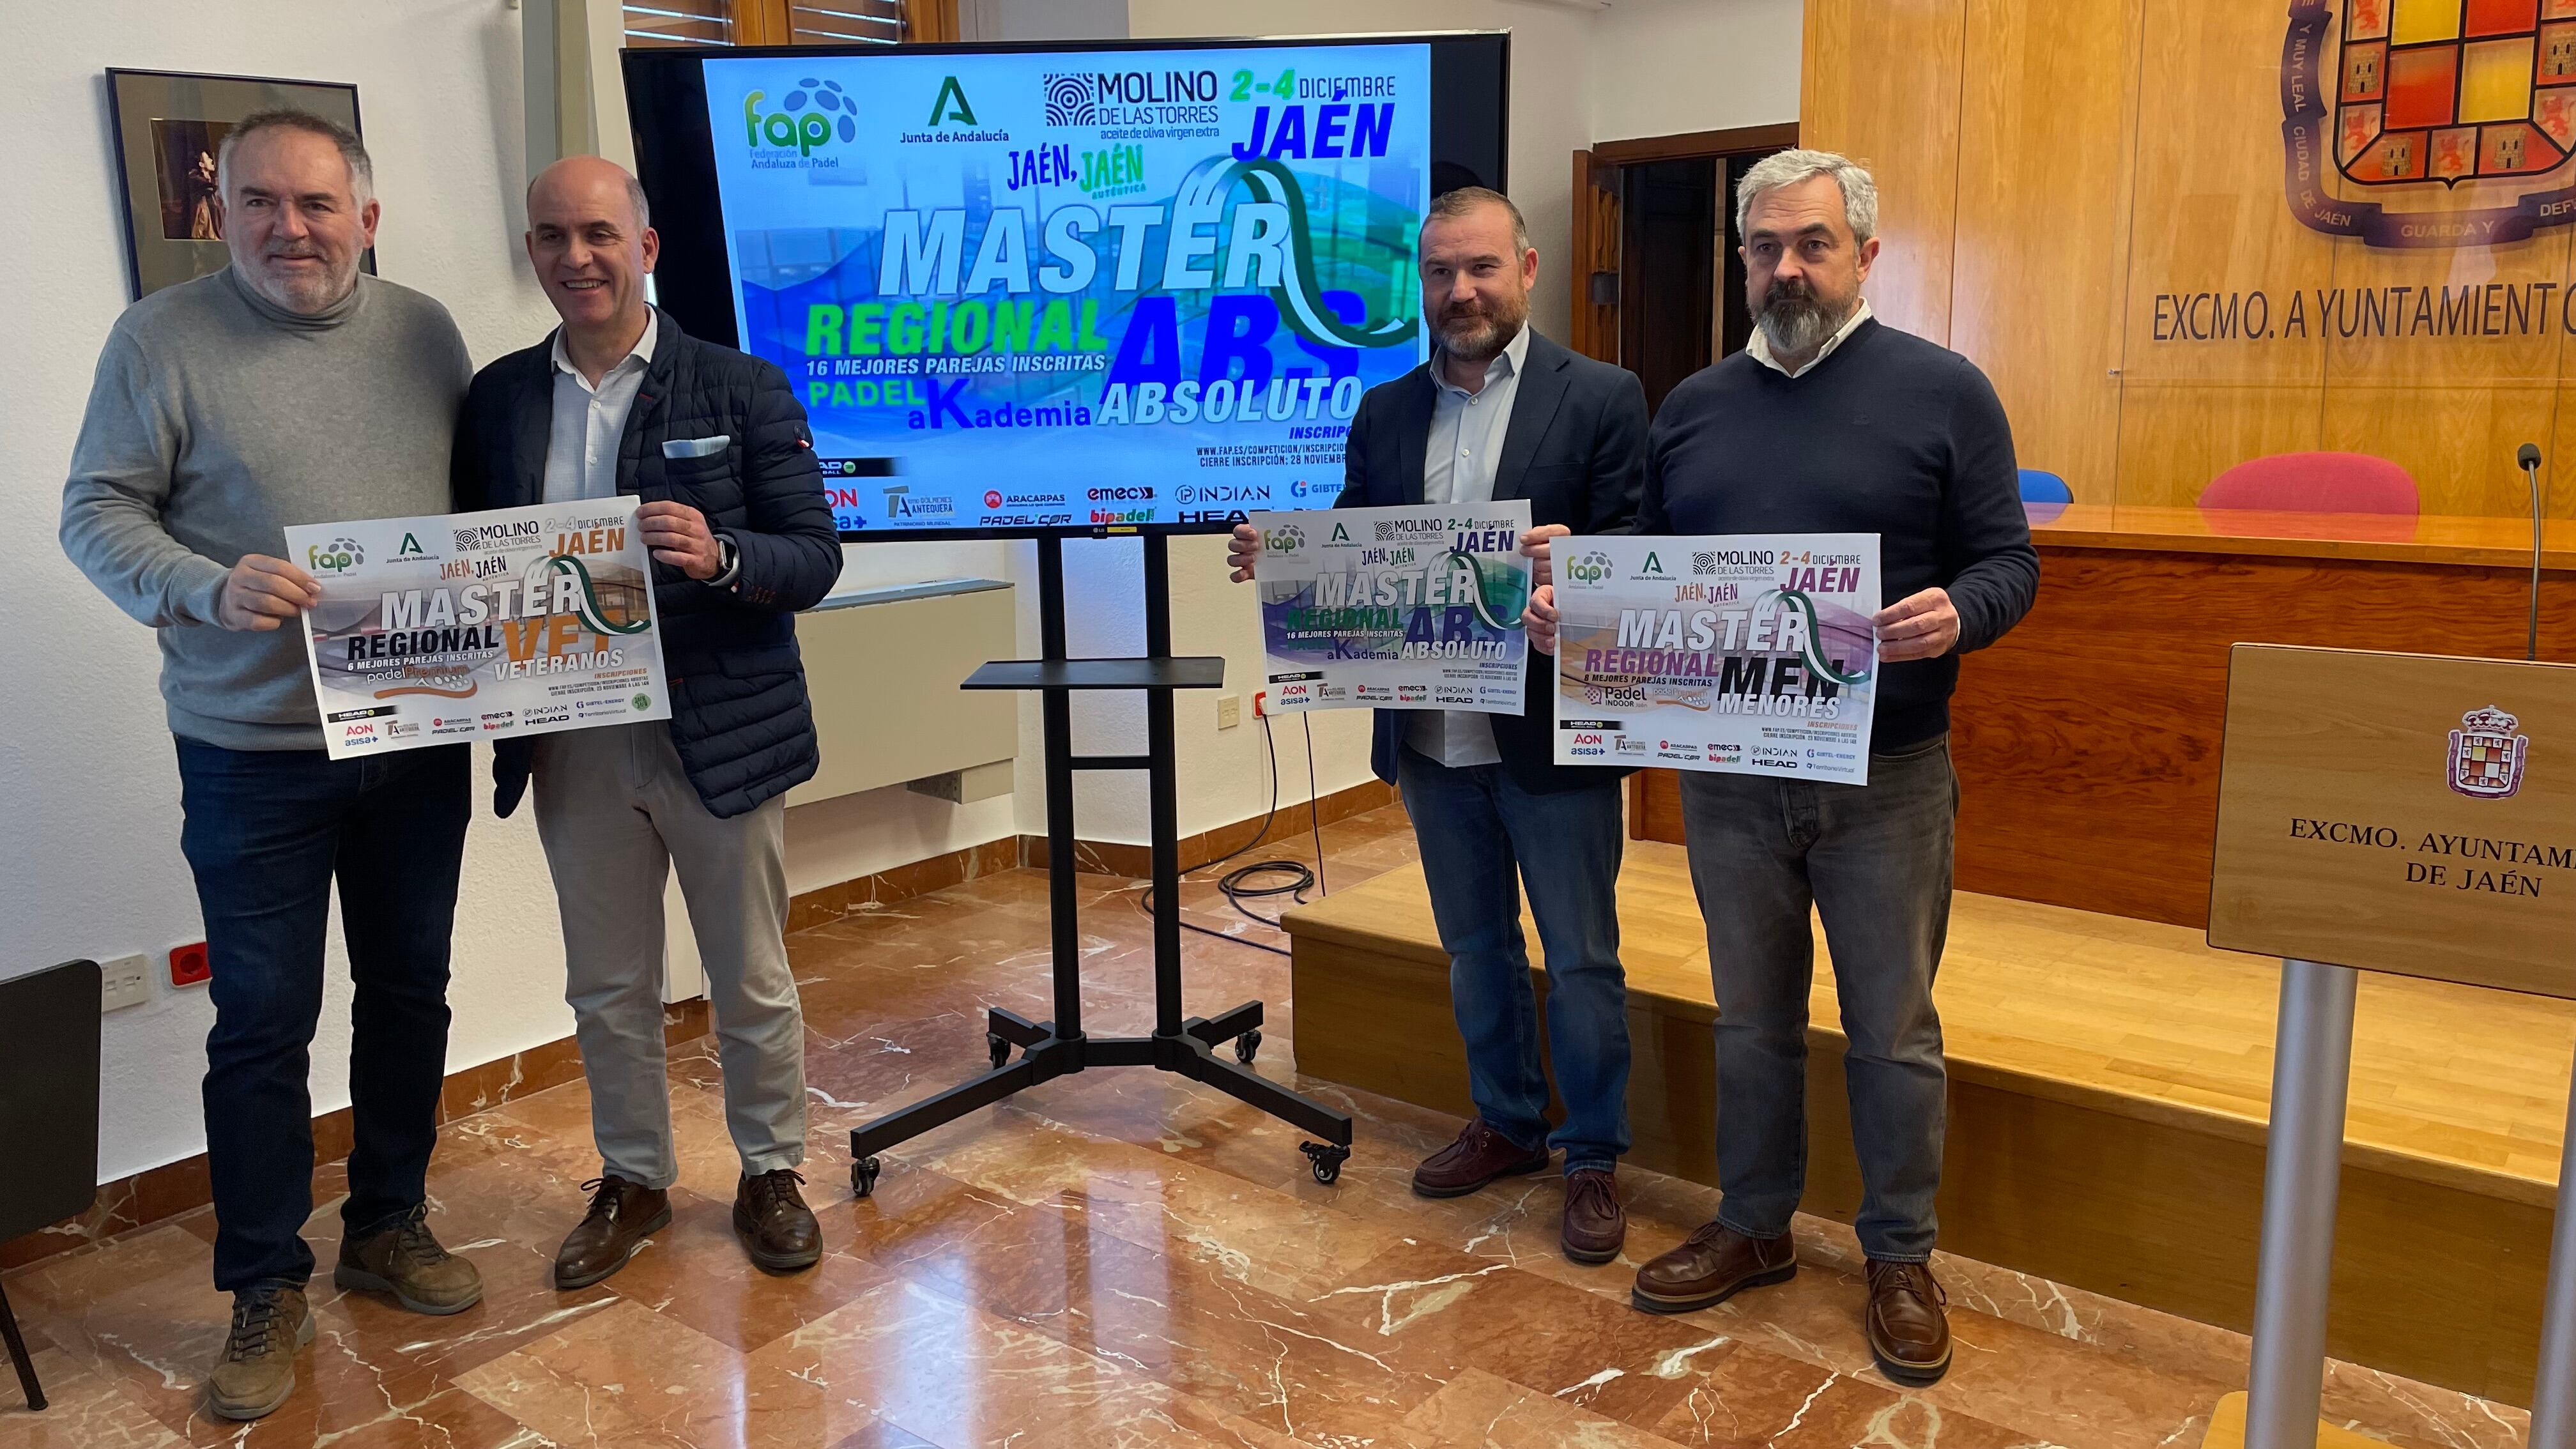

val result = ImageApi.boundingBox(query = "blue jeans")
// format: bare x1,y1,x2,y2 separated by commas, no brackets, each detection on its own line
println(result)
1397,746,1630,1172
174,737,469,1292
1678,735,1958,1262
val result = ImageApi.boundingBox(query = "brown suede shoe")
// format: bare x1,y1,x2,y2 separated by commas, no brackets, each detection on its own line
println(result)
1865,1259,1952,1386
204,1284,314,1422
1630,1220,1797,1314
335,1204,484,1315
1560,1168,1625,1265
553,1174,672,1289
734,1169,822,1274
1411,1118,1551,1199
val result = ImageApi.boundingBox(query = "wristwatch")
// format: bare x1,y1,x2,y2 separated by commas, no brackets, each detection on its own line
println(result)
709,532,741,590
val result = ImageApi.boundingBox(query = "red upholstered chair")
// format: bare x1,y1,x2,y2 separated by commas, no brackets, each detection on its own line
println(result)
2198,452,2421,516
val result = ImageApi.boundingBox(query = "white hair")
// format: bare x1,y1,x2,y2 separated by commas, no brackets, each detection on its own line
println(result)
1735,148,1877,245
218,109,374,204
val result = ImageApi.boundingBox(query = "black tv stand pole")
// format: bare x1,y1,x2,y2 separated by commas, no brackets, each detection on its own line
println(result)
848,532,1355,1195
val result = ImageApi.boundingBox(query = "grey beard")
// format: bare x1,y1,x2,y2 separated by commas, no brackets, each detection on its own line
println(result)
1756,296,1852,360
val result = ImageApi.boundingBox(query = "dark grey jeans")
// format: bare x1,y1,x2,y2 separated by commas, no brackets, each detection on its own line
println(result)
1678,735,1958,1262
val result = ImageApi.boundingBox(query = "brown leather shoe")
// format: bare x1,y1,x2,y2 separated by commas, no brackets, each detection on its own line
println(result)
335,1204,484,1315
734,1169,822,1273
1865,1259,1952,1386
1560,1168,1626,1264
553,1174,671,1289
204,1284,314,1422
1411,1118,1551,1199
1630,1220,1797,1314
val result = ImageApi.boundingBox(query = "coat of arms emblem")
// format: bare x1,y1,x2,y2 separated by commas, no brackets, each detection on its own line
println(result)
2284,0,2576,245
2447,705,2530,797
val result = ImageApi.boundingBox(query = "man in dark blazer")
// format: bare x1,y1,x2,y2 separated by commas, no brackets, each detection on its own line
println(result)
453,157,843,1289
1229,187,1648,1263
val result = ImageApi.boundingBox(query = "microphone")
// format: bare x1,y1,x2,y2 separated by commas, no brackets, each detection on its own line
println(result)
2520,443,2544,663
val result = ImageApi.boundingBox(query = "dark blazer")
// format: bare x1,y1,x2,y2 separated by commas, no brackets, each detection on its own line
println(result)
454,310,843,820
1338,328,1648,795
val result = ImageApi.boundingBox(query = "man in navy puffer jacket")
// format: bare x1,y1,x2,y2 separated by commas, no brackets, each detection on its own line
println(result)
453,157,842,1289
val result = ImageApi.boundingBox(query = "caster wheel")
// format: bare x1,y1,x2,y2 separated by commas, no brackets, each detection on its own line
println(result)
852,1156,882,1198
987,1032,1011,1070
1234,1029,1262,1064
1300,1140,1349,1186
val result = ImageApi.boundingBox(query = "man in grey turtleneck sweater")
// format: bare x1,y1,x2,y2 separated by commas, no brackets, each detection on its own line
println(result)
60,111,482,1423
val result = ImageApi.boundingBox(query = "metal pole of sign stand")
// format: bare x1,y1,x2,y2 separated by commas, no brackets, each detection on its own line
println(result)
2242,957,2360,1449
2526,1046,2576,1448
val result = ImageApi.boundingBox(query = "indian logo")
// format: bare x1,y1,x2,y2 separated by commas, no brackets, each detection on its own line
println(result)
2283,0,2576,246
2447,705,2530,797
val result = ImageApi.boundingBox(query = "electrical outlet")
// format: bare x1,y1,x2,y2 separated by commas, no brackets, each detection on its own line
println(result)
1216,694,1242,730
100,953,151,1013
169,940,211,988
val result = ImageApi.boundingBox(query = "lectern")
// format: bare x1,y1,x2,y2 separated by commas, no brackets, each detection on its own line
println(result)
2204,645,2576,1448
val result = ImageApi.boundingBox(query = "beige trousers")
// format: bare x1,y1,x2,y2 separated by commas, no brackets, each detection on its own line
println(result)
530,723,806,1188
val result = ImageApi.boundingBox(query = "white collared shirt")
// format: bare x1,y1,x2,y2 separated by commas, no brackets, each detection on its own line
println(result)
544,310,658,504
1407,325,1531,770
1745,297,1873,379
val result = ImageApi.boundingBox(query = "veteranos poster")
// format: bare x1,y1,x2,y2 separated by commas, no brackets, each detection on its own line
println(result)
1552,534,1880,783
1252,501,1532,714
285,500,671,760
702,43,1433,531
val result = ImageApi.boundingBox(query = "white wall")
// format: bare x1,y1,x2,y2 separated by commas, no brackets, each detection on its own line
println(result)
1589,0,1804,144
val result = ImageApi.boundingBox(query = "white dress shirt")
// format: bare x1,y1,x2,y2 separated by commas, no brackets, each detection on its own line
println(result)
544,310,657,504
1406,323,1531,769
1745,297,1873,379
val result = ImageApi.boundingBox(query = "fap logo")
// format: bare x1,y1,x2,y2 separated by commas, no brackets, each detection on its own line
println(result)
744,80,856,157
2447,704,2530,798
1263,523,1306,553
1565,549,1615,585
2283,0,2576,247
307,537,364,574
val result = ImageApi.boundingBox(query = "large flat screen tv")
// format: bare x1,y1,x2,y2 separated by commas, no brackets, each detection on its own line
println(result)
624,32,1508,540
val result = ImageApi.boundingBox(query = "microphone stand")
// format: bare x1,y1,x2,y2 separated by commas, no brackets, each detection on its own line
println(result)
2527,452,2545,663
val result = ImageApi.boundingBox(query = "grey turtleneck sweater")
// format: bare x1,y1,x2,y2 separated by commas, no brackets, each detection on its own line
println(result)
61,267,471,749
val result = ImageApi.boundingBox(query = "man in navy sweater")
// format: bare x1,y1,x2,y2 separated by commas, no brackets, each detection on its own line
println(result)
1530,150,2037,1385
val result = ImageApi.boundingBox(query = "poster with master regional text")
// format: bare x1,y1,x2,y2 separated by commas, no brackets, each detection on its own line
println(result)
285,500,670,761
1552,534,1880,783
1252,501,1532,714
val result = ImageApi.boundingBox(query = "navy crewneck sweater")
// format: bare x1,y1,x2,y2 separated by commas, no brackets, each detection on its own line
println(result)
1638,318,2039,751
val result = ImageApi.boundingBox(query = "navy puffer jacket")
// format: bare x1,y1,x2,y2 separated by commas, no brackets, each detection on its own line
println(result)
453,310,843,818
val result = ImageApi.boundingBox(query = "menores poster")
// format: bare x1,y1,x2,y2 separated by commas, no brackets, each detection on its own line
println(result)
1252,502,1532,714
1552,534,1880,783
703,43,1432,532
285,501,670,760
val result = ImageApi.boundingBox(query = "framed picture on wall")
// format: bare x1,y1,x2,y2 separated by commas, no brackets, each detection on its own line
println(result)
104,68,371,302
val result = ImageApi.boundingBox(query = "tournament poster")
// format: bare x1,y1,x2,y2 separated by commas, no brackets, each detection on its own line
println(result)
284,501,671,761
1252,501,1532,714
1552,534,1880,783
702,43,1434,532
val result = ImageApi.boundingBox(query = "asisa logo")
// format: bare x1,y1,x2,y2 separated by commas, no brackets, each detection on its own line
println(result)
2283,0,2576,247
744,80,856,157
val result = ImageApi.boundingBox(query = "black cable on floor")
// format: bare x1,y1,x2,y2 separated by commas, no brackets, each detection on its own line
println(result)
1137,710,1330,958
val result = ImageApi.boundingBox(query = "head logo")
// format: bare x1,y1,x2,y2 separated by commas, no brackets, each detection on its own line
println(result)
395,532,426,559
1044,73,1096,126
744,80,855,157
2448,705,2529,798
1264,523,1306,553
2283,0,2576,247
928,75,979,127
307,537,364,574
1565,550,1614,585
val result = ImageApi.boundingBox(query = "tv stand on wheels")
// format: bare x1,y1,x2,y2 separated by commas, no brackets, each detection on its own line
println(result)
847,532,1354,1195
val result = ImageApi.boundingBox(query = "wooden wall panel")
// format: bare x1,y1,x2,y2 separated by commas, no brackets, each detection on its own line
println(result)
1948,0,2143,505
2320,386,2563,516
1800,0,1965,346
2113,383,2326,508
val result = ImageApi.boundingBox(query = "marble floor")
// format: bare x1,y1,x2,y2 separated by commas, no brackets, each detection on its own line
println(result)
0,802,2534,1448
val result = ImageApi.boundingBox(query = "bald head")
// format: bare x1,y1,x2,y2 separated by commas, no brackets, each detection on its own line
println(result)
525,155,659,376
